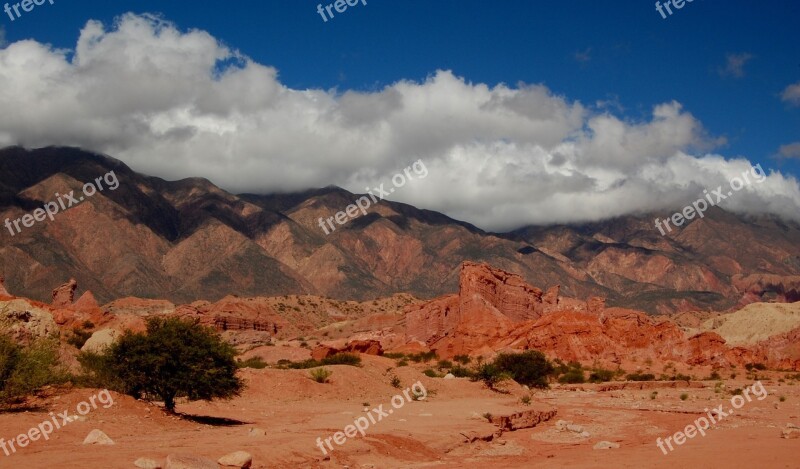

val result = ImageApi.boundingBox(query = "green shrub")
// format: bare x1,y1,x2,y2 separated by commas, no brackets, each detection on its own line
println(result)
731,388,743,395
680,393,689,401
493,351,554,389
520,395,531,405
390,376,402,388
397,360,409,367
453,354,471,365
650,391,658,400
423,368,439,378
383,353,406,360
626,373,656,382
237,357,268,369
779,395,786,402
558,369,585,384
66,328,93,349
450,365,474,378
95,317,243,412
471,363,510,390
436,360,453,370
1,336,66,408
588,368,614,383
310,368,332,383
321,353,362,367
707,371,722,380
408,351,438,363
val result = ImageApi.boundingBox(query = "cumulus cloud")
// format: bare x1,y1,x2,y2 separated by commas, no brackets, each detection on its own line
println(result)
719,52,754,78
782,82,800,106
0,13,799,231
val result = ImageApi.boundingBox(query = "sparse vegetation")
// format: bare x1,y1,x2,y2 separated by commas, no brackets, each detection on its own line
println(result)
521,395,532,405
779,395,787,402
237,357,268,369
390,375,402,388
310,368,332,383
423,368,439,378
449,365,474,378
626,373,656,382
588,368,615,383
680,393,689,401
482,412,492,422
650,391,658,400
453,354,471,365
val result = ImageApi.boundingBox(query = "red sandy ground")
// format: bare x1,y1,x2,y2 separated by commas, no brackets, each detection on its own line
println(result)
1,355,798,468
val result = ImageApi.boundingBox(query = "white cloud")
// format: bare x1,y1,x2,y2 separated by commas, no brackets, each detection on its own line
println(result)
0,14,799,231
782,82,800,106
719,52,754,78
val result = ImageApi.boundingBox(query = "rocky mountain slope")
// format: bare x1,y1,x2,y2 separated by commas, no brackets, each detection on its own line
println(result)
2,146,799,314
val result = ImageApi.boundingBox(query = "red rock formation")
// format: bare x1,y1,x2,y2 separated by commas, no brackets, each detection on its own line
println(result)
401,261,787,369
51,279,77,308
543,285,560,306
311,340,384,360
0,275,10,297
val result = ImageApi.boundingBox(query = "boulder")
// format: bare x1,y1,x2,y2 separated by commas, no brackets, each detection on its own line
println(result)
0,298,59,343
81,329,119,353
218,451,253,468
134,458,163,469
83,429,114,445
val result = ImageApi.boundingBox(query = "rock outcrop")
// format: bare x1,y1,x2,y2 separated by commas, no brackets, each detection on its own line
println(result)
0,298,59,343
51,278,77,308
0,275,10,297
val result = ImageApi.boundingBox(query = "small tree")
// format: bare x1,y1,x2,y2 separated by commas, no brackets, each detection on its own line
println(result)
1,335,64,409
106,317,243,412
493,351,554,389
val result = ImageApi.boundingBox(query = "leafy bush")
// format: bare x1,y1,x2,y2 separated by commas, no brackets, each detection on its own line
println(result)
397,359,409,367
626,373,656,382
89,317,243,412
321,353,361,367
383,353,406,359
453,354,471,365
66,328,93,349
471,363,510,390
390,376,402,388
680,393,689,401
650,391,658,400
1,335,66,408
520,395,531,405
707,371,722,380
558,369,585,384
310,368,332,383
423,368,439,378
436,360,453,370
237,357,268,369
408,351,438,363
588,368,614,383
449,365,474,378
492,351,554,389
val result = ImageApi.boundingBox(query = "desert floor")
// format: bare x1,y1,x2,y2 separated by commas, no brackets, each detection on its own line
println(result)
1,355,798,469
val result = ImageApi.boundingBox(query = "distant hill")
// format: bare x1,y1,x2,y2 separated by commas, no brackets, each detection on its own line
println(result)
1,146,799,314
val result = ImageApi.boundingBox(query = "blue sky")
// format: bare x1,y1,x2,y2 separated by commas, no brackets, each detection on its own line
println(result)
1,1,798,229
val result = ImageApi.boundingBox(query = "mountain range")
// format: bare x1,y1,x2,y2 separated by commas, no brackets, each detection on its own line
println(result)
1,146,798,314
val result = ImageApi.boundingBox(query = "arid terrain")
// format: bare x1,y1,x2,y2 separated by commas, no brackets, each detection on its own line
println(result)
2,260,799,468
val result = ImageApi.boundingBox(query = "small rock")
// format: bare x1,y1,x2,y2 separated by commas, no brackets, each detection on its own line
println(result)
218,451,253,468
83,429,114,445
134,458,162,469
787,423,800,430
444,373,456,380
247,428,267,437
555,419,571,431
566,424,584,433
782,427,800,439
165,454,218,469
580,431,591,438
593,441,620,450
